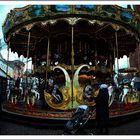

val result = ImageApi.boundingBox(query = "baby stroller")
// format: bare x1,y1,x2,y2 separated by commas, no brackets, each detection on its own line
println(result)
64,105,93,135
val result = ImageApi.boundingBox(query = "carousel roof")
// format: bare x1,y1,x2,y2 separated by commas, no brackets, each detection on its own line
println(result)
2,5,140,58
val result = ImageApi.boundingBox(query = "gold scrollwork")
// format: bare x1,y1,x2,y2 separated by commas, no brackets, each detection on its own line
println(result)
44,64,116,110
44,65,71,110
44,87,71,110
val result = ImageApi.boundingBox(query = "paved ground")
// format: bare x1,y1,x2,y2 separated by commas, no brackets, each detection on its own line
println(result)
1,114,140,135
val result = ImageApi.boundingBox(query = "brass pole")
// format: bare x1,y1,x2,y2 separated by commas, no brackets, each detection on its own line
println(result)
33,40,37,75
115,32,119,74
109,41,113,75
6,42,10,77
6,41,10,93
79,41,81,52
26,31,31,86
113,41,116,72
137,43,140,76
94,39,97,71
127,56,130,68
46,37,50,84
33,55,36,74
71,26,74,108
109,54,112,73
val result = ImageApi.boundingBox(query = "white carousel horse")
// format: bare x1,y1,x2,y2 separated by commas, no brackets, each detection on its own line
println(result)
21,76,40,104
7,78,23,103
119,85,130,102
31,89,40,100
131,76,140,92
31,77,40,100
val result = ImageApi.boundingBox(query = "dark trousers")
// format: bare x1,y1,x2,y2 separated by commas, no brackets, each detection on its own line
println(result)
96,116,109,135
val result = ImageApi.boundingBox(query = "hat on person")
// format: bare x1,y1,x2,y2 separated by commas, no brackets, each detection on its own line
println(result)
100,84,108,89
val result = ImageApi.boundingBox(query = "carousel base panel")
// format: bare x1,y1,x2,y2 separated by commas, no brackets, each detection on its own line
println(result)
2,102,140,127
2,102,72,120
2,102,140,121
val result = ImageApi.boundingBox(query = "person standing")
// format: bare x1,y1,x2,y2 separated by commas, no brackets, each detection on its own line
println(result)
94,83,109,135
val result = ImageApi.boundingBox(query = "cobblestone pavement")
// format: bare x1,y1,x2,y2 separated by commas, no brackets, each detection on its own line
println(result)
0,115,140,135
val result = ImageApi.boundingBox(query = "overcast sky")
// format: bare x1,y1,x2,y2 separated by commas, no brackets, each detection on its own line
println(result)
0,5,26,39
0,5,27,61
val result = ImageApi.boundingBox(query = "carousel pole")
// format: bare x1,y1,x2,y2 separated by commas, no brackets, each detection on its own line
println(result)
32,39,36,75
127,56,130,68
6,41,10,99
109,41,114,78
109,53,112,73
137,42,140,76
71,25,74,108
108,41,114,74
79,40,81,64
33,55,36,74
79,40,81,52
113,41,116,72
45,36,50,84
26,31,31,86
94,38,97,71
115,31,119,74
6,42,10,78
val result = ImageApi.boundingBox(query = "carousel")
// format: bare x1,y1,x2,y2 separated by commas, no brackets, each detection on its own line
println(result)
2,5,140,120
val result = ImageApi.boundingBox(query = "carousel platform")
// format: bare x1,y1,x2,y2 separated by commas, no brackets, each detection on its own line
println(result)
2,101,140,127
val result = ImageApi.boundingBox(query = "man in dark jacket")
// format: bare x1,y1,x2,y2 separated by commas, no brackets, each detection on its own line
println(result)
94,84,109,135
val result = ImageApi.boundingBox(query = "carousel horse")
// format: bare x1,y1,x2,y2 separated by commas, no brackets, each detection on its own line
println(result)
119,82,131,103
9,85,23,104
131,76,140,92
7,78,23,104
31,77,40,100
51,84,63,103
121,79,140,104
83,84,93,102
25,85,36,106
46,77,63,103
11,84,23,104
45,77,63,104
24,77,40,106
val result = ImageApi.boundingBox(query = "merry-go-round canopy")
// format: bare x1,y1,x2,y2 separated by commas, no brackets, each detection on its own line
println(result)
2,5,140,60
